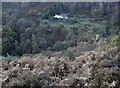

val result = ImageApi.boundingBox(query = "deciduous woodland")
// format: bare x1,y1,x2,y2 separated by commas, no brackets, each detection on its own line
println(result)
0,2,120,87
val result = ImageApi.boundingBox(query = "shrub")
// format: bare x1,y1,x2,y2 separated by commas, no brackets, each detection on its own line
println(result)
43,13,49,19
118,32,120,40
44,50,53,59
92,54,96,60
43,20,49,24
12,74,44,87
108,47,118,57
110,32,120,47
76,42,96,54
39,38,47,50
67,51,76,61
2,54,16,62
52,41,69,51
55,24,64,35
84,42,89,46
66,32,75,40
101,45,110,52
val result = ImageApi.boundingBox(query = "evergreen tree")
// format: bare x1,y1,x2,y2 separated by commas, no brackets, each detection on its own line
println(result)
32,43,40,54
105,25,110,35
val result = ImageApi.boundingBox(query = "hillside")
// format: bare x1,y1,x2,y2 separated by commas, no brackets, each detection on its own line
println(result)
1,46,120,87
2,2,119,56
1,2,120,88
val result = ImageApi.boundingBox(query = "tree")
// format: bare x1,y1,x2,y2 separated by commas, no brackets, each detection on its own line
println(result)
13,40,21,55
32,34,37,44
22,39,32,53
67,51,75,61
99,3,103,11
49,3,63,15
39,38,47,50
15,46,22,55
2,26,17,39
2,26,17,55
91,8,103,18
43,12,49,19
71,27,78,46
14,40,19,48
55,24,64,35
25,27,33,38
32,43,40,54
118,32,120,41
105,25,110,35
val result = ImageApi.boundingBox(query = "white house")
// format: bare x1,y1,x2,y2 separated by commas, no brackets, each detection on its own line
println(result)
54,14,68,19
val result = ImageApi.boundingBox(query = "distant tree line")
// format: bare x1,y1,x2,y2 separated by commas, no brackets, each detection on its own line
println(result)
2,2,119,56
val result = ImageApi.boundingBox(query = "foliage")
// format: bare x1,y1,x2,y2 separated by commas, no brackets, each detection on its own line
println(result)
67,51,75,61
2,26,17,55
12,74,44,88
105,25,110,35
2,2,119,56
101,45,110,52
43,13,49,19
49,3,63,15
92,54,96,60
32,43,40,54
2,54,17,62
110,32,120,47
52,41,69,51
43,50,53,58
91,9,104,18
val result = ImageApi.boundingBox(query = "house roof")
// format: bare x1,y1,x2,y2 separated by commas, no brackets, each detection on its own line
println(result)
55,14,68,17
